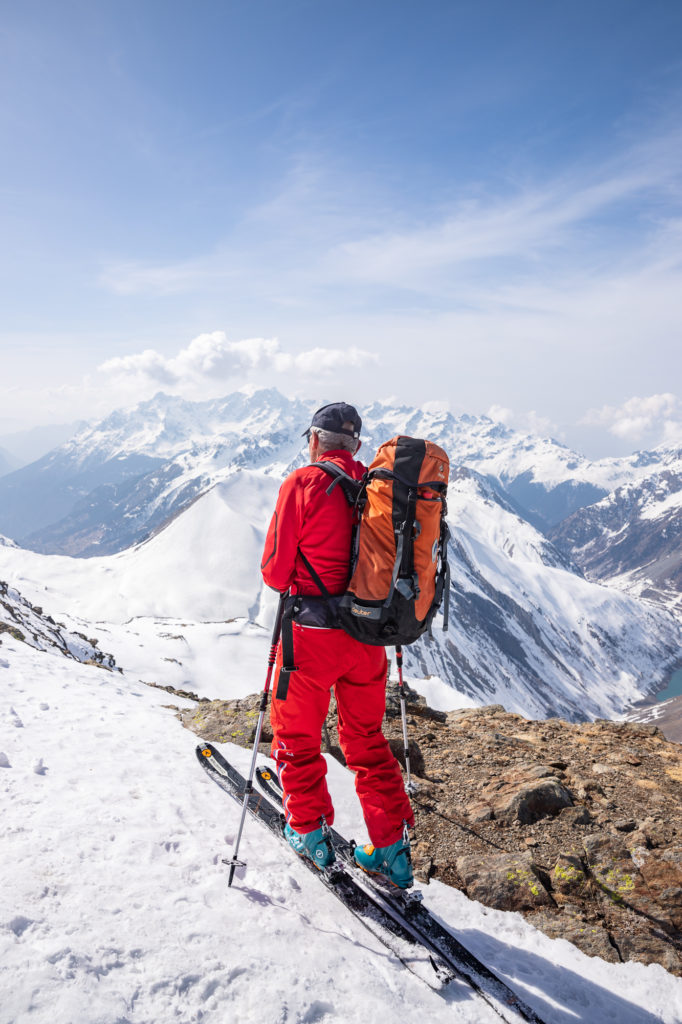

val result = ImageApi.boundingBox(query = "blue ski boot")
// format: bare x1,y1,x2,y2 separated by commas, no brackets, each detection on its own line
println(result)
354,835,413,889
284,822,335,870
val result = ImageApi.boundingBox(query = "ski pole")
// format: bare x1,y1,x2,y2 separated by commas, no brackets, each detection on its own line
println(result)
227,591,286,886
396,645,416,795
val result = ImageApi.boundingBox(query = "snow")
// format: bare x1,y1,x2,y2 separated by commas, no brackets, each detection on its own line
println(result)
0,471,278,625
639,488,682,520
2,635,681,1024
2,388,682,1019
1,458,680,722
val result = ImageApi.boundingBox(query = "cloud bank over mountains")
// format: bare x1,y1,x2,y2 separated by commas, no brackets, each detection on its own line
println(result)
98,332,379,387
582,393,682,446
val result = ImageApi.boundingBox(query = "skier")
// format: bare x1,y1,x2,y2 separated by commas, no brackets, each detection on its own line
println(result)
261,402,415,887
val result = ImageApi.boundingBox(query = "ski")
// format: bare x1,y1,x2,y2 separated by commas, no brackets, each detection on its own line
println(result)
196,743,455,991
255,764,547,1024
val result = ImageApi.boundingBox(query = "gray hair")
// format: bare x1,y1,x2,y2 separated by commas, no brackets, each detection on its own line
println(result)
311,426,359,454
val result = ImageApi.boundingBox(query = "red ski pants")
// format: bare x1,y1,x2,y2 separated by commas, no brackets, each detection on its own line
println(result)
270,623,414,847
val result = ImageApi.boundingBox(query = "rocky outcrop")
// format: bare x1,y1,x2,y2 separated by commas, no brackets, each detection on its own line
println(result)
180,692,682,975
625,693,682,743
0,581,117,668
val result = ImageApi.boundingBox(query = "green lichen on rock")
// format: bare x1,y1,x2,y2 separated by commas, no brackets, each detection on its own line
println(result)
0,622,25,643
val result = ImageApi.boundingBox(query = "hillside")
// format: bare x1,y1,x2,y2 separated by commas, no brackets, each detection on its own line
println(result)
184,691,682,975
0,388,666,556
1,462,680,722
2,625,681,1023
550,450,682,617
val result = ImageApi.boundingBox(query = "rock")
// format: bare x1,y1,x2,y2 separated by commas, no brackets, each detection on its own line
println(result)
387,737,424,774
527,907,620,962
639,818,670,849
411,840,433,883
465,800,494,822
484,771,573,825
456,852,553,911
584,834,674,929
551,853,588,899
637,846,682,930
0,751,10,768
591,763,615,776
613,819,637,833
615,931,682,974
558,805,592,826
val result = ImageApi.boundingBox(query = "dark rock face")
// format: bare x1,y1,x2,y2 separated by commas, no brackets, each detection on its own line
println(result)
180,693,682,975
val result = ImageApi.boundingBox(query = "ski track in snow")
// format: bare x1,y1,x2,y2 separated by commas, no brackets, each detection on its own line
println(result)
1,638,682,1024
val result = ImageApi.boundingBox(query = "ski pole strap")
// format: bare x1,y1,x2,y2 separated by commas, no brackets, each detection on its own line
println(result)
276,595,300,700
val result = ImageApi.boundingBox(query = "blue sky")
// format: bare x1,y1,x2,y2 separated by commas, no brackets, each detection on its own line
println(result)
2,0,682,456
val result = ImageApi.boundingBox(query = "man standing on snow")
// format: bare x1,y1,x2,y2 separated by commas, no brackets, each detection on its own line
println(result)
260,402,415,887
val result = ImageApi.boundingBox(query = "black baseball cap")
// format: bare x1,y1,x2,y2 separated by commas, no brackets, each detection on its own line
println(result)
303,402,362,439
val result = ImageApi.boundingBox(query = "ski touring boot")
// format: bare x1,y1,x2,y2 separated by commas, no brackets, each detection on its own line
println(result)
284,820,335,870
354,825,414,889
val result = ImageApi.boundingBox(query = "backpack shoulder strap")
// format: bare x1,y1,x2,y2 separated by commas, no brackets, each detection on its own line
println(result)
313,462,366,507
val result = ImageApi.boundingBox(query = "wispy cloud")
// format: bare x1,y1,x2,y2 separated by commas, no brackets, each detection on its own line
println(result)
98,123,682,311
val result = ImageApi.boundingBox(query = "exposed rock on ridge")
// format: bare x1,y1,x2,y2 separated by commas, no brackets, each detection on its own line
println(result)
0,581,117,668
181,692,682,975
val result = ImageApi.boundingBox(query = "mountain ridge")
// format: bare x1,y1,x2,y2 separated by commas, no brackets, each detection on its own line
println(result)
0,387,675,555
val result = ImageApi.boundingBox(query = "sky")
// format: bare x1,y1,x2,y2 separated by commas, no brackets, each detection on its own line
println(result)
1,0,682,458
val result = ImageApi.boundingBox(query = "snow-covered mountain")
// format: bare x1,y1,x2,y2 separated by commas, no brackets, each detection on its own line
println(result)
2,458,679,722
0,388,665,557
0,390,312,554
550,449,682,615
409,468,681,719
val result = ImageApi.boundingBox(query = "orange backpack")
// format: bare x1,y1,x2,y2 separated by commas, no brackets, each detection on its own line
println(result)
314,436,450,646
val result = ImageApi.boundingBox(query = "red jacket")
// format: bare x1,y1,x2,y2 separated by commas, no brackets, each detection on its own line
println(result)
261,449,366,595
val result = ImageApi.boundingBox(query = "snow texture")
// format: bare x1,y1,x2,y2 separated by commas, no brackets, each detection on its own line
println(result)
1,634,681,1024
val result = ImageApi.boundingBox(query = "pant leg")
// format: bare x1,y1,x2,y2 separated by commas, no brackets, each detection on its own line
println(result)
334,638,414,848
270,624,338,834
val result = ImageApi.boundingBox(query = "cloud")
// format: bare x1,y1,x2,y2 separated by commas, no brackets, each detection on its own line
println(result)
487,404,513,425
582,393,681,443
98,331,378,386
486,404,559,439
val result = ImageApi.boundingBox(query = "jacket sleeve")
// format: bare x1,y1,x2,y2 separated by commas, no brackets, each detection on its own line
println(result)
261,472,302,592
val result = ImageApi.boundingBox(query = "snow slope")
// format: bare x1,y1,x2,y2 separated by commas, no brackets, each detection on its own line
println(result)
2,634,681,1024
0,470,277,624
1,461,680,720
406,469,682,719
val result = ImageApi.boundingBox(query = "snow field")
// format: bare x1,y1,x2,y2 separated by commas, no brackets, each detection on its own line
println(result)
0,640,502,1024
2,638,682,1023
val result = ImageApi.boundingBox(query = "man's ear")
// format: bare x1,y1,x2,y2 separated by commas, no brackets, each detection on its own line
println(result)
310,432,320,461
